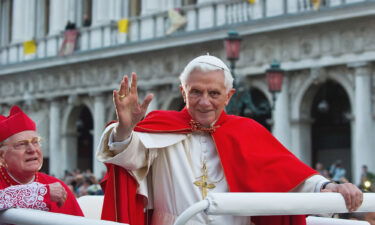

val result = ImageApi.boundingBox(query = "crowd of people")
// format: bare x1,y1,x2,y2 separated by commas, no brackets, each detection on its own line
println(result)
61,169,103,197
315,161,375,192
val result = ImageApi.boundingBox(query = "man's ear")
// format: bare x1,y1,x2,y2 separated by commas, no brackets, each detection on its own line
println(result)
180,85,186,103
225,88,236,106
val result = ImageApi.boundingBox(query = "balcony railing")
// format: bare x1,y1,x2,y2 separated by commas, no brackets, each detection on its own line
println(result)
0,0,372,66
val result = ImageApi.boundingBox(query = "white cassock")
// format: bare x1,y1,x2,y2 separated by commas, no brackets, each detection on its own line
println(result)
97,123,329,225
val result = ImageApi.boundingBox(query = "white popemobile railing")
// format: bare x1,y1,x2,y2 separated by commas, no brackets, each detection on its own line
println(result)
0,207,127,225
174,193,375,225
1,193,374,225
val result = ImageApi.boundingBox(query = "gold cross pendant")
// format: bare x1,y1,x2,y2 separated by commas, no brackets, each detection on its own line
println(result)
194,162,216,199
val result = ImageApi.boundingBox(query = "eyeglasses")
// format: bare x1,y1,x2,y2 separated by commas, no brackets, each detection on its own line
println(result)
6,137,42,151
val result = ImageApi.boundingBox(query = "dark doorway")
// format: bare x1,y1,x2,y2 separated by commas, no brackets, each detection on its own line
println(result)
168,97,185,111
226,87,272,130
76,106,93,172
311,80,351,181
244,88,272,131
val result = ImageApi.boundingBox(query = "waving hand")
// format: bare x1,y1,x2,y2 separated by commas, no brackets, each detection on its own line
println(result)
113,73,153,141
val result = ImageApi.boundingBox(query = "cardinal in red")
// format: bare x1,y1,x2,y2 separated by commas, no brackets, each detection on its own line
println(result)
0,106,83,216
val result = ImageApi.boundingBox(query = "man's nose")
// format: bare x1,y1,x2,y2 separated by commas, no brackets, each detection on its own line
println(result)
25,143,37,152
199,94,211,105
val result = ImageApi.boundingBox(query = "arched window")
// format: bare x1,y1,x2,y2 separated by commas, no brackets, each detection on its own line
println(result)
0,0,13,46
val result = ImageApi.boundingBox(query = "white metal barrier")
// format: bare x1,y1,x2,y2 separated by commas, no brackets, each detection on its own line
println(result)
174,193,375,225
307,216,369,225
0,207,127,225
78,195,104,220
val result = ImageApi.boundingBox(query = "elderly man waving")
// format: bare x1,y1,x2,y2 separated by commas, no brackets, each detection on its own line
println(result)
97,55,362,225
0,106,83,215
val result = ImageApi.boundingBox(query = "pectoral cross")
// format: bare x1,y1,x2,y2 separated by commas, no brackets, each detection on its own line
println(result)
194,162,216,199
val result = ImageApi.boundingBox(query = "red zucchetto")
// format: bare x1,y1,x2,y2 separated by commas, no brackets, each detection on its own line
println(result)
0,106,36,142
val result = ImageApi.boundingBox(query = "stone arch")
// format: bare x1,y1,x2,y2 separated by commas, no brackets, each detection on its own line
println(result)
162,93,185,111
311,80,352,181
291,68,353,121
61,100,94,174
290,68,353,171
251,79,272,103
246,80,272,130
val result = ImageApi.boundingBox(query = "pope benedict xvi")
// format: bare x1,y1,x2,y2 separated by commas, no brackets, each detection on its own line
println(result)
97,55,362,225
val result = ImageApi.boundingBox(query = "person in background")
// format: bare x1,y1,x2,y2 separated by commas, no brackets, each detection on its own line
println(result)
330,160,347,183
315,162,330,179
360,165,375,192
0,106,83,216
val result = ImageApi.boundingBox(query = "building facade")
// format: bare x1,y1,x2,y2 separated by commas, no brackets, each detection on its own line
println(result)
0,0,374,184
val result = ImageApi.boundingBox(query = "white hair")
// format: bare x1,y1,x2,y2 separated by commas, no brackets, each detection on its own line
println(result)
179,55,234,92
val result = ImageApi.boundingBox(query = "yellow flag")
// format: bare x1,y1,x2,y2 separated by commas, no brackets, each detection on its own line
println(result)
118,19,129,33
23,40,37,55
311,0,321,10
248,0,256,4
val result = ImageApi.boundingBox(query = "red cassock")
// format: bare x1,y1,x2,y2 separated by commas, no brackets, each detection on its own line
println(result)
101,108,317,225
0,166,84,216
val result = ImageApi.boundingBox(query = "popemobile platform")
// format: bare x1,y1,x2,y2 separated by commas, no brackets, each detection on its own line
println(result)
0,192,374,225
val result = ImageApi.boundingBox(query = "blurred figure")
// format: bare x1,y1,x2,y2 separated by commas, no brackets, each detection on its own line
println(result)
82,14,91,27
315,162,330,179
65,20,76,30
330,160,347,183
360,165,375,192
86,175,102,195
77,177,92,197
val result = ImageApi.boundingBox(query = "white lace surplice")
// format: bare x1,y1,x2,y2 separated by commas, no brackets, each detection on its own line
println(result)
0,182,48,211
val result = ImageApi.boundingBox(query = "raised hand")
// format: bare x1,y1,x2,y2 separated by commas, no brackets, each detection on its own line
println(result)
113,72,153,141
48,182,67,207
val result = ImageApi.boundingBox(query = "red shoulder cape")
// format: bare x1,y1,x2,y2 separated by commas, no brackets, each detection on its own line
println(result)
101,109,317,225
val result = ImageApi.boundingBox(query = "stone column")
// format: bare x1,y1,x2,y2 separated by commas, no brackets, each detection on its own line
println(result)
12,0,35,42
273,76,292,150
291,118,313,165
266,0,284,17
141,0,169,15
93,94,106,178
49,0,67,35
62,131,78,172
49,100,62,178
92,0,113,25
352,62,373,184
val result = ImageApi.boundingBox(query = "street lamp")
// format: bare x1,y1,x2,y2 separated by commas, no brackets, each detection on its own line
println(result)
224,30,266,116
224,31,284,117
266,61,285,110
224,31,241,72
